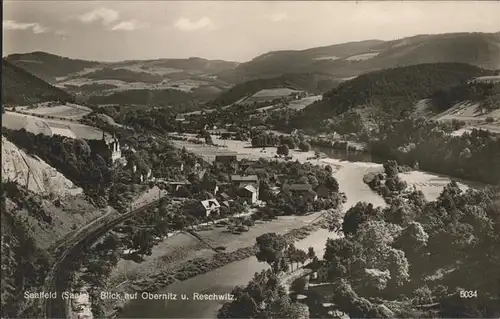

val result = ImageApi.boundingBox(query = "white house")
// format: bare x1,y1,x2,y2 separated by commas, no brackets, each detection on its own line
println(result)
200,199,221,217
239,184,258,204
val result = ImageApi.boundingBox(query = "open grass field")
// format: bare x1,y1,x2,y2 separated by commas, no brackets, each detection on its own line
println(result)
18,104,92,120
287,95,322,110
432,101,500,135
241,88,302,104
313,56,340,61
345,52,380,61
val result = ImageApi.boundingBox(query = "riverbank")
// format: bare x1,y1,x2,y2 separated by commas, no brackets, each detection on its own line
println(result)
108,211,331,318
110,135,469,318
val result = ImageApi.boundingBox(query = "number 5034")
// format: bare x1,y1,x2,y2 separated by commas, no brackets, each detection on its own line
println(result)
460,290,478,298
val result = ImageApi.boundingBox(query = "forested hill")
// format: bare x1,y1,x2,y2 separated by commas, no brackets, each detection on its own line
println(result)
2,59,76,106
5,51,100,83
292,63,494,128
207,73,341,107
219,32,500,82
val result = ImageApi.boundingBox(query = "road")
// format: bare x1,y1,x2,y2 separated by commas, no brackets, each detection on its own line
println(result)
42,195,170,319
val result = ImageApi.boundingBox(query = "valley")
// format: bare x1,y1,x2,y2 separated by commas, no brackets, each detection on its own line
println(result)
2,27,500,319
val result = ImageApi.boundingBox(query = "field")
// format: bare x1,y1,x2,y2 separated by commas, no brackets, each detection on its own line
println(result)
287,95,322,110
18,103,92,120
313,56,340,61
432,101,500,134
469,75,500,84
242,88,302,104
2,111,105,140
345,52,380,61
253,95,322,113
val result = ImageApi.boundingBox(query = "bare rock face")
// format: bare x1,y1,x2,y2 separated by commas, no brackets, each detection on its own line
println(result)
2,136,83,197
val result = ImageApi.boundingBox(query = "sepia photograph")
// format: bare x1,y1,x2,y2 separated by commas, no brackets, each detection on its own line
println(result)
1,1,500,318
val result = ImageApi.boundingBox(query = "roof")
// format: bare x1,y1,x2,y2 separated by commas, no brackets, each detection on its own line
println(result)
231,174,259,182
242,184,258,193
175,114,185,120
284,184,313,191
159,181,191,185
200,199,220,210
220,192,231,200
215,154,238,158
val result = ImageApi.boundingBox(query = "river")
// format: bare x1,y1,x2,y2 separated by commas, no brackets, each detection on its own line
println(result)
120,138,470,318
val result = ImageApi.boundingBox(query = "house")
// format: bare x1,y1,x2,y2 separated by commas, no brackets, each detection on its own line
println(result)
87,132,122,165
175,114,186,122
238,184,258,204
199,199,221,217
315,184,330,198
219,192,232,202
157,181,191,193
230,174,259,185
283,184,318,201
215,154,238,165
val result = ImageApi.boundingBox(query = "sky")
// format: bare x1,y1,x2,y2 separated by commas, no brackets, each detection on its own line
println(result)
3,1,500,62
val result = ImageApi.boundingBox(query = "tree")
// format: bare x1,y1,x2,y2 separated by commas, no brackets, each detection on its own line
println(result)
217,270,307,319
325,175,340,193
255,233,288,273
342,202,381,235
277,144,290,156
298,141,311,152
307,247,316,260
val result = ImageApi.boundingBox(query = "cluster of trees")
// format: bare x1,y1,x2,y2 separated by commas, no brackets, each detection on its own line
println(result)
371,117,500,184
251,131,295,148
2,129,112,201
365,160,409,200
431,82,500,112
321,182,500,317
250,130,310,152
1,185,51,318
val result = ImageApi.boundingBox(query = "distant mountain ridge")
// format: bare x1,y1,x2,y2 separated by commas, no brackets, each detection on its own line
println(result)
5,52,239,84
2,59,76,106
218,32,500,83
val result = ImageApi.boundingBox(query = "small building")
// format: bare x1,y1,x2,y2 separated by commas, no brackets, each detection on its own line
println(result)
175,114,186,122
283,184,318,201
238,184,258,204
230,174,259,184
219,192,232,202
215,154,238,165
158,181,191,193
199,199,221,217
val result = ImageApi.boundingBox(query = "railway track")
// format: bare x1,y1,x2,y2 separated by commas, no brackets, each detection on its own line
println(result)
42,196,169,319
